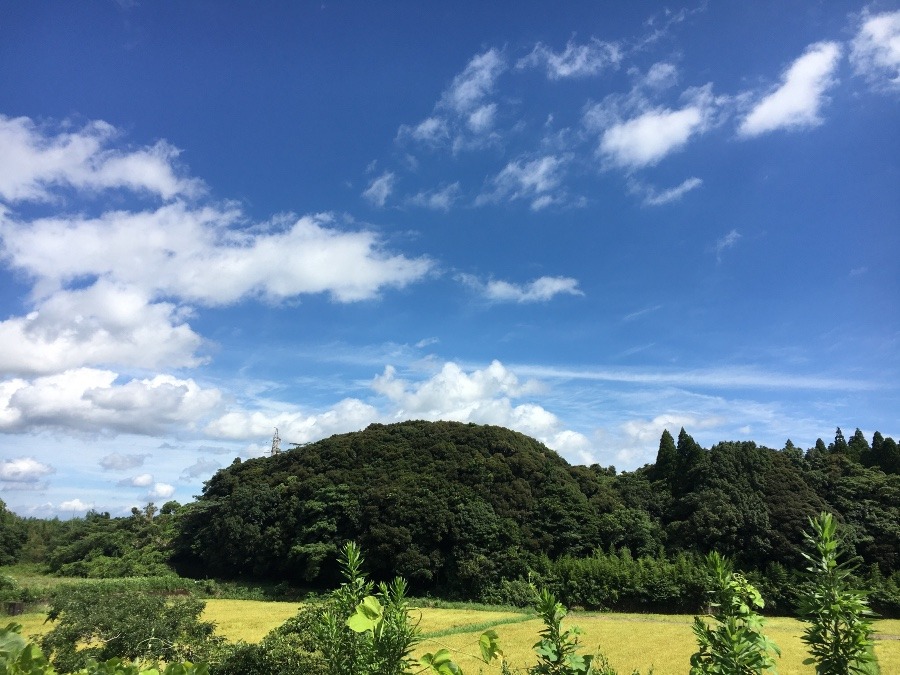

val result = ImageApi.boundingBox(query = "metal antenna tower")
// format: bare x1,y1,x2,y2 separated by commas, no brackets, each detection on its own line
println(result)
271,427,282,455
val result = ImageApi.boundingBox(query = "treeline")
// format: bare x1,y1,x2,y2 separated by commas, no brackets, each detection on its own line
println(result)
2,421,899,615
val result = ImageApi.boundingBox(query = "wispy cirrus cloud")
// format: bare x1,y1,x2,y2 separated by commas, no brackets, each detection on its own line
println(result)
460,274,584,303
629,177,703,205
850,10,900,92
362,171,396,207
518,38,621,79
714,229,741,262
477,154,569,210
739,42,842,137
99,452,151,471
397,49,507,152
407,182,460,211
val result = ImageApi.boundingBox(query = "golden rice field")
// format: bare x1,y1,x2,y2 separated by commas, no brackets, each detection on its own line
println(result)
10,601,900,674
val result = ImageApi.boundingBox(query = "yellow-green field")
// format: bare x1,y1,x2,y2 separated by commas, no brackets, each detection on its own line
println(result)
9,602,900,674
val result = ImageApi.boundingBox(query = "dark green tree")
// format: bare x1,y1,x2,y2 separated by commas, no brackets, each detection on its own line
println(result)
0,498,25,565
40,585,220,672
846,428,869,464
829,427,848,456
652,429,678,482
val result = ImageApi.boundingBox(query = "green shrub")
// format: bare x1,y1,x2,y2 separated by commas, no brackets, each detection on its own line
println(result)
689,552,780,674
39,585,221,672
797,512,875,675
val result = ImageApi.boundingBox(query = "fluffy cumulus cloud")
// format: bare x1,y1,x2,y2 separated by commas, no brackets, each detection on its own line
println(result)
599,103,708,169
477,155,568,209
147,482,175,499
0,369,222,435
117,473,154,487
460,274,584,303
739,42,842,137
0,280,204,377
0,457,55,490
372,361,592,461
518,38,621,79
58,498,94,513
615,413,724,465
0,114,200,203
1,206,432,306
850,10,900,91
206,397,379,445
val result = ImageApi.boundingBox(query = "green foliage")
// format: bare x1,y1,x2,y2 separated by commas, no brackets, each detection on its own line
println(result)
689,552,780,675
0,623,207,675
39,585,220,672
797,512,875,675
548,550,707,613
529,587,596,675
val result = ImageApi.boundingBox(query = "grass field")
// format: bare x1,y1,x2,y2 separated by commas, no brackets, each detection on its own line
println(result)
9,601,899,674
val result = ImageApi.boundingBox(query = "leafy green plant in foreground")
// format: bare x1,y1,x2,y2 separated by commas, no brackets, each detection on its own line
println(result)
689,552,780,674
797,512,875,675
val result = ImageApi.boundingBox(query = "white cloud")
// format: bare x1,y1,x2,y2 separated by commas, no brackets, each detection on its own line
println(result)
0,369,222,435
206,397,379,444
371,361,590,462
398,49,506,151
850,10,900,91
630,177,703,205
461,274,584,303
402,117,449,144
146,482,175,499
739,42,842,137
0,114,200,203
0,457,55,489
99,452,151,471
600,104,707,169
58,498,94,513
180,457,221,479
0,280,204,376
714,229,742,262
441,49,506,114
118,473,154,487
478,155,567,209
616,413,725,465
466,104,497,134
362,171,396,207
1,205,432,305
518,38,621,79
408,182,460,211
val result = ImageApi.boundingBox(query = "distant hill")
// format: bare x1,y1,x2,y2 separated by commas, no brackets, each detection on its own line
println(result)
173,420,610,594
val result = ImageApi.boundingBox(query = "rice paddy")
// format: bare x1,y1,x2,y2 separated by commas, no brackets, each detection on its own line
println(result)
8,601,900,673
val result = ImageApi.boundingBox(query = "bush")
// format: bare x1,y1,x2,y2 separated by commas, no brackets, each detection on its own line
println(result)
40,585,221,672
797,512,875,675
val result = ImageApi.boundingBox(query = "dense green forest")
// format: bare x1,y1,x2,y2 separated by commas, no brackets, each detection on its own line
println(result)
2,421,899,615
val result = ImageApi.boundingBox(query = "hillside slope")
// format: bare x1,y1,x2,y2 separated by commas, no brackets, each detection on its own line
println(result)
173,420,609,593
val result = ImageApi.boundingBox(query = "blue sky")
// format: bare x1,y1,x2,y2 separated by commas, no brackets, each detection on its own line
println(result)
1,1,898,516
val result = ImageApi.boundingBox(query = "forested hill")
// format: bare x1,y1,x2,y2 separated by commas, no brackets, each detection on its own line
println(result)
173,420,607,593
171,421,900,602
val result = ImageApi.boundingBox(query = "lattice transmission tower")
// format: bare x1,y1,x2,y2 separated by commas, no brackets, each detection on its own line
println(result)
270,427,282,455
